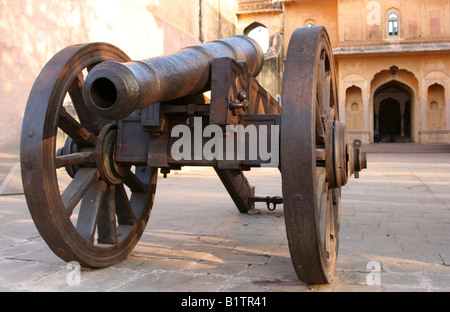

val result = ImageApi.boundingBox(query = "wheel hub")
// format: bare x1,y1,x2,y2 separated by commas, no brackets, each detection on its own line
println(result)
326,120,349,188
96,123,130,185
333,121,349,188
57,137,79,178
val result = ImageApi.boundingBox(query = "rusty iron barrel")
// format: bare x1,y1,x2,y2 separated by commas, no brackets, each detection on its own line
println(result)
83,36,264,120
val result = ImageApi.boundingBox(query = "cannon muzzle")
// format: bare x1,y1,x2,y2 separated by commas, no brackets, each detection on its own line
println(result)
83,36,264,120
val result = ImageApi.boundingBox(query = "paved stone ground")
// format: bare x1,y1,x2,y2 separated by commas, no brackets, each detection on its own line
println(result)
0,135,449,292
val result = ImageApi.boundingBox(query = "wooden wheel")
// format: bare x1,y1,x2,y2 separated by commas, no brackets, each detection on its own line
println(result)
20,43,158,267
280,27,346,284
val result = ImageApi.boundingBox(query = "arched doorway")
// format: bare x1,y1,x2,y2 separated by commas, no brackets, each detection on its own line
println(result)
244,22,270,53
373,80,413,143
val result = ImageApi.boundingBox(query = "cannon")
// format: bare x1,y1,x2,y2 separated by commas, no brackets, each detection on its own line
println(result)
20,26,366,284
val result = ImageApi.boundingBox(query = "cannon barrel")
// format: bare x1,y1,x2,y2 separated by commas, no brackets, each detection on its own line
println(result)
82,36,264,120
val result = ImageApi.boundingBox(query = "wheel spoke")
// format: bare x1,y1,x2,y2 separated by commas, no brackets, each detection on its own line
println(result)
129,167,157,220
56,151,96,168
97,185,118,244
115,184,136,226
317,168,328,255
123,169,148,192
332,189,341,246
315,52,330,143
317,53,327,115
324,189,334,257
76,180,107,243
315,99,326,142
329,106,336,121
62,168,99,215
324,76,331,116
316,148,326,161
59,107,97,146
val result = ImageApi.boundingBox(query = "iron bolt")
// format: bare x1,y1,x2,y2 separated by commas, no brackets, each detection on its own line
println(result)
237,91,247,101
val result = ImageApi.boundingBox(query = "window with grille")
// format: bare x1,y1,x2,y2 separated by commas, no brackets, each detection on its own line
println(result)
387,12,399,36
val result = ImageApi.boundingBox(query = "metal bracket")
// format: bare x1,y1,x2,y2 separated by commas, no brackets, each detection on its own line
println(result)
248,196,283,211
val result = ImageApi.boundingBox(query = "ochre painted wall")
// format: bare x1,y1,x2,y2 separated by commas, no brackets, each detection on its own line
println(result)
0,0,237,140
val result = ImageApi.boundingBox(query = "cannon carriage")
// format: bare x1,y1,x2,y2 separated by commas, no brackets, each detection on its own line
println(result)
20,26,366,284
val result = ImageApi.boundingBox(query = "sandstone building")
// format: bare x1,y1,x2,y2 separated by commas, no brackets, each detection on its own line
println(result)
1,0,449,144
237,0,450,144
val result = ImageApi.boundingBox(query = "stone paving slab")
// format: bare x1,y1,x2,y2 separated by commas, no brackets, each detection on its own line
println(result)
0,136,450,293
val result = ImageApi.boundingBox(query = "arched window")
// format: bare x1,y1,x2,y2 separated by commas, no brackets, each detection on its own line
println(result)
387,11,399,37
244,23,270,53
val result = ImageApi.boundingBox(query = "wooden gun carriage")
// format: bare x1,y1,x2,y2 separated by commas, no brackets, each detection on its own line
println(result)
21,26,366,284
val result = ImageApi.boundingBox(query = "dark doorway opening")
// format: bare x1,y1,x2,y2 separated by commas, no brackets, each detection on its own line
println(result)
374,81,413,143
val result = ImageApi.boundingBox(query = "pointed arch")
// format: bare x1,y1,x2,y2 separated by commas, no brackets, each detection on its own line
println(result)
370,67,419,142
244,22,270,53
